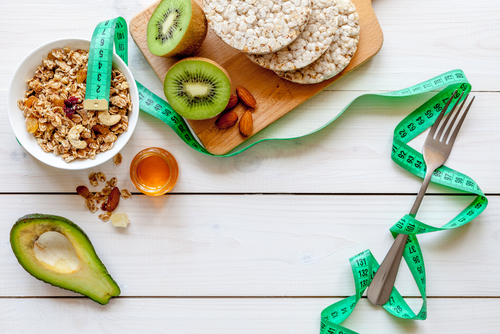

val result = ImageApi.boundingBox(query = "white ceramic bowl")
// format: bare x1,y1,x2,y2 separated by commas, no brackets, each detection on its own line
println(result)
8,38,139,170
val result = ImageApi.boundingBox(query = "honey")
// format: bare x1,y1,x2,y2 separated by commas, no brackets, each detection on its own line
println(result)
130,148,179,196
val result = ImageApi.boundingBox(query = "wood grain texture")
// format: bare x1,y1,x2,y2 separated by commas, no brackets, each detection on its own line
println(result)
2,1,500,333
1,298,498,334
1,195,498,297
130,0,383,154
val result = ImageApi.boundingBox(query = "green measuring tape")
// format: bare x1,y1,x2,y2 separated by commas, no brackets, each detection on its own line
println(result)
88,18,487,333
84,17,128,111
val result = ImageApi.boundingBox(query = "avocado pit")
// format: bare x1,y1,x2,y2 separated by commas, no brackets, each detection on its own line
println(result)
34,231,79,273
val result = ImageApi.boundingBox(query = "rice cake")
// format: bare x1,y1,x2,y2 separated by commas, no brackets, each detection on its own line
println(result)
247,0,339,71
275,0,360,84
204,0,312,55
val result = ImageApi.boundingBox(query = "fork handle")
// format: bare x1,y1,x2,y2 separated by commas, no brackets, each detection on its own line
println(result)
367,168,435,306
409,168,434,216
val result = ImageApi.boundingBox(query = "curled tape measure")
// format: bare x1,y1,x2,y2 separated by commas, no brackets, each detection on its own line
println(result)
84,17,127,111
88,17,487,333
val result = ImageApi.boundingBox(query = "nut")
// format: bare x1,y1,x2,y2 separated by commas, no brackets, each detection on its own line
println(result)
239,110,253,136
98,110,121,126
236,87,256,108
68,125,87,150
216,111,238,129
92,124,110,135
76,186,92,199
224,94,239,111
106,187,120,212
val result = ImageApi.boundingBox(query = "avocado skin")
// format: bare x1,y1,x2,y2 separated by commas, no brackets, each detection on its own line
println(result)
10,214,121,305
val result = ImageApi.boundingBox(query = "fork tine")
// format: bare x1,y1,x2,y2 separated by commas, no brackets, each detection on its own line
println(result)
447,95,474,147
428,89,457,139
436,91,465,140
442,93,468,142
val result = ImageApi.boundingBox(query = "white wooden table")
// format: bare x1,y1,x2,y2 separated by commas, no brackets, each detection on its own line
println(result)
1,0,499,332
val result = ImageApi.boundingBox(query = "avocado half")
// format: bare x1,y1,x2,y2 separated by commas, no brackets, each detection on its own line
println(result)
10,214,120,304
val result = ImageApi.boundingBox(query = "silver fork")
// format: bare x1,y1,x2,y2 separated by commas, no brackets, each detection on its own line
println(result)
366,90,475,306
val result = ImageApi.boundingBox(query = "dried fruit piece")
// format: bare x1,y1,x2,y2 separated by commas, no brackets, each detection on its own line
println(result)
53,98,65,107
96,172,106,183
98,212,112,222
109,177,117,187
89,172,98,186
106,187,120,212
63,96,79,118
224,94,238,111
92,124,110,135
25,117,39,134
110,213,129,228
24,96,38,108
113,153,122,165
216,111,238,129
120,189,132,199
101,201,107,211
76,186,92,199
236,86,256,108
239,110,253,137
76,69,87,84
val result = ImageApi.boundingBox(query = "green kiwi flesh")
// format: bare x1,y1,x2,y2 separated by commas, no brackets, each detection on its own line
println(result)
164,58,231,120
147,0,207,57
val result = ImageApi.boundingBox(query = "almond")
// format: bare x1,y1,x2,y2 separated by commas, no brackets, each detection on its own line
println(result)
239,110,253,136
216,111,238,129
106,187,120,212
236,86,256,108
224,94,239,111
92,124,110,135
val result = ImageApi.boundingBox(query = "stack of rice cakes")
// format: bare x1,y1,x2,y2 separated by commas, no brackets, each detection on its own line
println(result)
204,0,360,84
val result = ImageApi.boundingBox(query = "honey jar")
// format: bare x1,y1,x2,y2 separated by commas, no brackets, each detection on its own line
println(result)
129,147,179,196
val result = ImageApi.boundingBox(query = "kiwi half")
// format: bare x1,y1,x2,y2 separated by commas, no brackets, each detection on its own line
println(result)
147,0,207,58
164,57,231,120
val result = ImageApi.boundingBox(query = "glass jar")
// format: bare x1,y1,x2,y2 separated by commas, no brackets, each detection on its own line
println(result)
129,147,179,196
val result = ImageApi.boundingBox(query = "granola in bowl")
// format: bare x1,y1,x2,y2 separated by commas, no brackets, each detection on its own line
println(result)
17,47,131,163
7,38,139,170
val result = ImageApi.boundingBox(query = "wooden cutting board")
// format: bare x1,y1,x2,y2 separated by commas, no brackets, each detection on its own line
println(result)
130,0,383,155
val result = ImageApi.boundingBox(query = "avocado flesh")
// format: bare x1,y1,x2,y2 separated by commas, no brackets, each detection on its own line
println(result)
10,214,120,305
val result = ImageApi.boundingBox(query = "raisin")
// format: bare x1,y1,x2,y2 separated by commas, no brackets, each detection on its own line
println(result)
25,117,38,134
24,96,38,108
53,98,65,107
76,70,87,84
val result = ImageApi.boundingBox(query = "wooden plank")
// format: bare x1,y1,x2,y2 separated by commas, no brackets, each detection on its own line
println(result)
129,0,383,154
1,194,498,297
1,90,498,194
0,297,498,333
